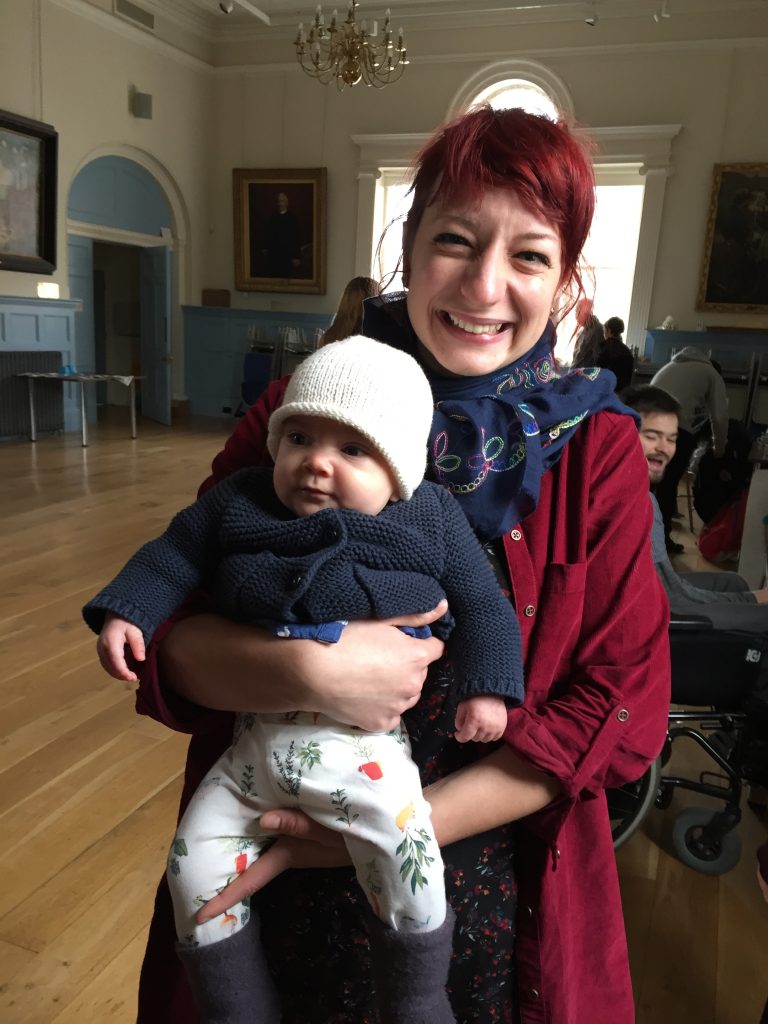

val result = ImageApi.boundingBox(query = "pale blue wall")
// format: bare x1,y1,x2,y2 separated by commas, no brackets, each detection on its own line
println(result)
68,156,172,235
184,306,331,418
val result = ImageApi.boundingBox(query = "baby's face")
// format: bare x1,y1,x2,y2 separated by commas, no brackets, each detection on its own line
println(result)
273,415,399,517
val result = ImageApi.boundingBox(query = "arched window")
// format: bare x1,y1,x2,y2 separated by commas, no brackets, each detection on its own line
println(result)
448,60,574,121
470,78,559,119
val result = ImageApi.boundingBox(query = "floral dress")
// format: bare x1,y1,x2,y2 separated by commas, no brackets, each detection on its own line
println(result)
255,543,519,1024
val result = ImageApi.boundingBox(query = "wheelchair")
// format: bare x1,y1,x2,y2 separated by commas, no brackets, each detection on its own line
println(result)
609,616,768,875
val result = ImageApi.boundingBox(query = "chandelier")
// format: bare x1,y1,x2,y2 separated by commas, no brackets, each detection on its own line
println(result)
294,1,408,91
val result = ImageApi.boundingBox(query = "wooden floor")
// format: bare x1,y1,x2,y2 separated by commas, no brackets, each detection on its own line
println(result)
1,411,767,1023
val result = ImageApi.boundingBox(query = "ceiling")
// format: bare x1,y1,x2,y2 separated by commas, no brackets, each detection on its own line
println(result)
127,0,768,39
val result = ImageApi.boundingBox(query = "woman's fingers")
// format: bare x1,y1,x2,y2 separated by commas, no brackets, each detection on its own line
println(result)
195,810,350,924
380,599,449,629
312,608,446,731
195,843,294,923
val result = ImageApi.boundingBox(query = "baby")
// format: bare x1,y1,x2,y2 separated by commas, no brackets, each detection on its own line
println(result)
83,335,524,1024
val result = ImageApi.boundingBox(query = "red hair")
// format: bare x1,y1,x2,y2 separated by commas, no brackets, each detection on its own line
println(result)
403,106,596,316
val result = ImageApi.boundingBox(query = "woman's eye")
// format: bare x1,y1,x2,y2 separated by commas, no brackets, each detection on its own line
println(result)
434,231,471,247
517,250,552,268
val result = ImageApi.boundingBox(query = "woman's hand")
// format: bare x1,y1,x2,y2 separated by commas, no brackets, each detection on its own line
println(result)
160,602,447,731
299,605,447,731
195,811,349,924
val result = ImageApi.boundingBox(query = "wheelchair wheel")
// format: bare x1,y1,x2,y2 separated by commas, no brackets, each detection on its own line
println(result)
609,757,661,849
671,806,742,875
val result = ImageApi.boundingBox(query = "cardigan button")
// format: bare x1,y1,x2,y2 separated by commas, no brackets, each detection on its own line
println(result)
528,988,540,1000
617,708,630,722
525,904,534,918
290,573,304,588
524,604,536,617
510,529,522,541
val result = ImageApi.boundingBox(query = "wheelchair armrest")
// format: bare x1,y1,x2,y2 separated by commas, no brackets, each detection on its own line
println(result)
669,613,714,632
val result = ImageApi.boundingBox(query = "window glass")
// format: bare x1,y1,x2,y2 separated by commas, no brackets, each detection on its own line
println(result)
472,79,559,119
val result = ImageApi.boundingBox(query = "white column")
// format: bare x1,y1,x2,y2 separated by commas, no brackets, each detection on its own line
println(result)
354,166,381,277
627,165,670,357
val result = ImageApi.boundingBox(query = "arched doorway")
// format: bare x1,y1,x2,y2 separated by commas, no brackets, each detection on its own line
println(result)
66,151,187,426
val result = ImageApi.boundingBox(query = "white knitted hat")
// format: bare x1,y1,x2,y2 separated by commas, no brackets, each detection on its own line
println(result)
266,335,434,500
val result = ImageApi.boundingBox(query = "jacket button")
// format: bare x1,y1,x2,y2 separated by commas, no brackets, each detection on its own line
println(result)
617,708,630,722
290,574,304,588
529,988,540,1000
526,904,534,918
524,604,536,617
510,529,522,541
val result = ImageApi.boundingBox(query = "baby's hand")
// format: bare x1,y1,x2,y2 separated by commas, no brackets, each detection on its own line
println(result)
454,694,508,744
96,614,145,681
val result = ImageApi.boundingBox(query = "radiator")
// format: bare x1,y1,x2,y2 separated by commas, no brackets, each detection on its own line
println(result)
0,351,64,437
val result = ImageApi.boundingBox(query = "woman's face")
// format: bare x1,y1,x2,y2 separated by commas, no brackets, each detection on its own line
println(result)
405,188,564,377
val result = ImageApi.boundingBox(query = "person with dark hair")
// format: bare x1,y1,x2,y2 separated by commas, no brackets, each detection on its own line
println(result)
573,313,634,391
319,276,381,347
621,383,768,624
133,106,669,1024
650,347,729,553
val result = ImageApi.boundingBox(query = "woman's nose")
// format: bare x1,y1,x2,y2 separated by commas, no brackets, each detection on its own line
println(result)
460,245,506,306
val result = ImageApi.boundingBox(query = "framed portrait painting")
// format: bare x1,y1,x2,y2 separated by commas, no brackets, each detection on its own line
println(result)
233,167,326,294
697,163,768,313
0,109,58,275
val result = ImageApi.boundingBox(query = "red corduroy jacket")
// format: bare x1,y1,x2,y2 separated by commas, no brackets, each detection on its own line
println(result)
135,378,670,1024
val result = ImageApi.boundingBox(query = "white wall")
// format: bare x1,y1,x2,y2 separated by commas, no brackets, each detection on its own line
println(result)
1,0,767,349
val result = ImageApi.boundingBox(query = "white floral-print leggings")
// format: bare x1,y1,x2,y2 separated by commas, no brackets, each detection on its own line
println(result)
167,711,447,947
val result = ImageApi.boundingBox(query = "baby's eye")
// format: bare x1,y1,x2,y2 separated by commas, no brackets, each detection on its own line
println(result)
286,431,309,446
342,443,367,457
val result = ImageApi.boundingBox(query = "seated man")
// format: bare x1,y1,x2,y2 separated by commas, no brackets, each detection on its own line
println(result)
621,385,768,632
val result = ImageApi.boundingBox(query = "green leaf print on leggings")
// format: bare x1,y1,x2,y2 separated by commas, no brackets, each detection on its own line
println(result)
396,827,436,894
330,787,359,827
298,740,323,769
273,740,302,796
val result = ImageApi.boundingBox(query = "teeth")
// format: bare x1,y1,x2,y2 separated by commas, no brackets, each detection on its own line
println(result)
447,313,504,335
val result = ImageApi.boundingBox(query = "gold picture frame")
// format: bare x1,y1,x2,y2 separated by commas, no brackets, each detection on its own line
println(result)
697,162,768,313
233,167,326,294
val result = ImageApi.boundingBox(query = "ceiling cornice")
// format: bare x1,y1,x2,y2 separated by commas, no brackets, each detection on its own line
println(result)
212,31,768,75
49,0,212,70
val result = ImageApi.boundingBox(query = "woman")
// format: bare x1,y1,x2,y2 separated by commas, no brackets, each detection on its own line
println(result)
136,106,670,1024
319,275,381,347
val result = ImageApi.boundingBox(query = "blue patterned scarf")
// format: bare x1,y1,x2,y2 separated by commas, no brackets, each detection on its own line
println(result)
362,295,633,541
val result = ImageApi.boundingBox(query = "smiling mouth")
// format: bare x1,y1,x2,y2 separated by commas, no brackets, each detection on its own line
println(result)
443,311,508,336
